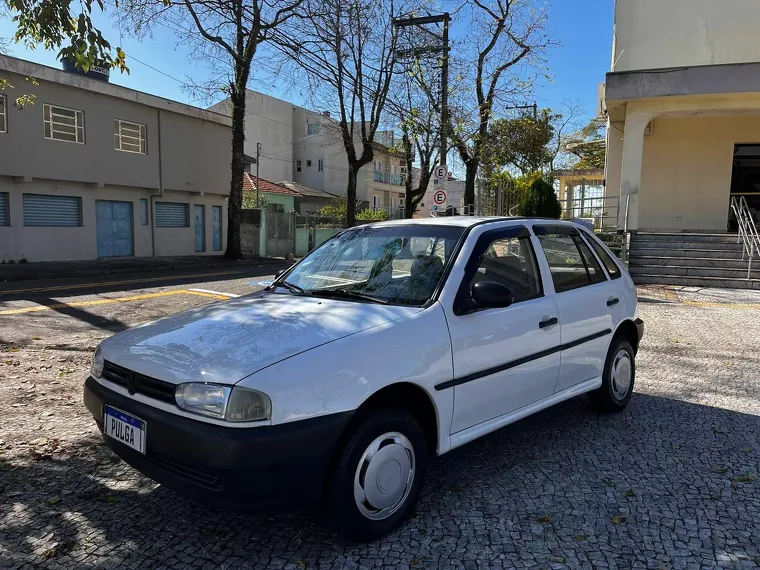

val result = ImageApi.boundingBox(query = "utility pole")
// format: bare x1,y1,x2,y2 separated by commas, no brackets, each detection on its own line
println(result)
392,13,451,165
256,142,261,208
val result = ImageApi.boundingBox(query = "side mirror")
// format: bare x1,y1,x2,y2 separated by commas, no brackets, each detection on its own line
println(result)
471,281,515,309
275,268,287,280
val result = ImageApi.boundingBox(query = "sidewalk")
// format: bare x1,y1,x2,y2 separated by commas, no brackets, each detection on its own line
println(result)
0,255,288,283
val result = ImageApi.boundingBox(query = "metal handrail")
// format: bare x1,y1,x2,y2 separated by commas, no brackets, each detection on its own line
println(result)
730,196,760,278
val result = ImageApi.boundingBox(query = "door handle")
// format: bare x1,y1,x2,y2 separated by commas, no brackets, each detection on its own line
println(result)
607,297,620,307
539,316,559,329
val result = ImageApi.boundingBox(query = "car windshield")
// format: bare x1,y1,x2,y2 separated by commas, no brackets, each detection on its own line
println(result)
280,225,465,306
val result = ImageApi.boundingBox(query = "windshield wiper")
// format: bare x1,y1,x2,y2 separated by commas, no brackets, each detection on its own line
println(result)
309,288,390,305
270,280,305,295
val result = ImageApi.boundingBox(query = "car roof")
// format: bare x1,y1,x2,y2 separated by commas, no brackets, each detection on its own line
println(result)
359,216,580,229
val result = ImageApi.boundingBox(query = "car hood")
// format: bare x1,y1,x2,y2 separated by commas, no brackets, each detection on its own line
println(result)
99,293,421,385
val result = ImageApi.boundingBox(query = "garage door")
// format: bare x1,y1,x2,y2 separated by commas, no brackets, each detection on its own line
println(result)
96,201,134,257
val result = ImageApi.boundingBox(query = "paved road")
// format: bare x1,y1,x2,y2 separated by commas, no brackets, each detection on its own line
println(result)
1,277,760,569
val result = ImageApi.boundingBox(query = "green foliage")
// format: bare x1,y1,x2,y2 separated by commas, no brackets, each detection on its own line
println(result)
6,0,128,74
318,196,349,219
518,177,561,218
241,191,268,209
356,208,389,221
567,118,606,170
482,110,556,176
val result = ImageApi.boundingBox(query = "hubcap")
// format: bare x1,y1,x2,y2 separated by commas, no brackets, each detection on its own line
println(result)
611,349,632,400
353,432,416,520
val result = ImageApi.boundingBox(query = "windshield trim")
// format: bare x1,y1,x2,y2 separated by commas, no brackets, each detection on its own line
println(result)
269,219,511,308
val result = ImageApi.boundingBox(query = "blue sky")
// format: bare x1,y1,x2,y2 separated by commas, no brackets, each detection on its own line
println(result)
0,0,613,121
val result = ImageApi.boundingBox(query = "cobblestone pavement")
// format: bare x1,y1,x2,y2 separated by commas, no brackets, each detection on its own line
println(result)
1,278,760,569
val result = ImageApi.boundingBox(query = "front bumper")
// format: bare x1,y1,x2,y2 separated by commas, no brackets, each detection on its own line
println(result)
83,376,352,512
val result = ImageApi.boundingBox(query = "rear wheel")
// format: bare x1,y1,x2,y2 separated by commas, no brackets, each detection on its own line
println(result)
325,409,428,541
588,337,635,413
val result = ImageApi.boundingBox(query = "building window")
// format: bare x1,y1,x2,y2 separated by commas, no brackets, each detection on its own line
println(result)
0,95,6,134
296,160,302,172
114,119,147,154
307,122,321,135
155,202,190,227
306,160,312,167
420,202,424,208
318,159,324,172
0,192,9,226
44,104,85,144
140,199,149,225
23,194,82,226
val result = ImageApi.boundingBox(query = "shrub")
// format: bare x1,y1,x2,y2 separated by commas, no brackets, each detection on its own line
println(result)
356,208,390,221
518,177,561,218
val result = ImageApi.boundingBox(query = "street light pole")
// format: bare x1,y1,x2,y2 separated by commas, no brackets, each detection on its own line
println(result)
256,142,261,208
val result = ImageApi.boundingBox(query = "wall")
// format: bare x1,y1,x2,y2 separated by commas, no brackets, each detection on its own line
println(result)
0,71,230,195
153,191,227,257
262,193,296,212
210,91,293,183
635,115,760,231
614,0,760,72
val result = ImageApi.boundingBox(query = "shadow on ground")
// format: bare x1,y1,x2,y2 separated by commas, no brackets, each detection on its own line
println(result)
2,393,760,568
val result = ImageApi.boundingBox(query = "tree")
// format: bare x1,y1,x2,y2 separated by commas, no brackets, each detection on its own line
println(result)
518,176,560,218
2,0,127,106
120,0,303,259
566,117,606,170
444,0,554,207
482,109,555,176
386,64,440,218
278,0,402,227
546,99,585,174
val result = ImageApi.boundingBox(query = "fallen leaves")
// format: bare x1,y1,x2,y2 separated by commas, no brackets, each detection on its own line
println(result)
535,515,552,523
611,515,627,525
710,466,729,474
624,488,636,497
731,474,756,484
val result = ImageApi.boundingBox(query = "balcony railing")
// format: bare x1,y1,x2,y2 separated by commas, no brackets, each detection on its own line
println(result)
373,170,405,187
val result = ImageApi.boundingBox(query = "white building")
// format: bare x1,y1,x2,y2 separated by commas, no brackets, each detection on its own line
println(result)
417,176,465,218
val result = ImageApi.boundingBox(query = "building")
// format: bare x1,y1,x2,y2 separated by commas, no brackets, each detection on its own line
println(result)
0,56,231,262
604,0,760,233
213,91,408,217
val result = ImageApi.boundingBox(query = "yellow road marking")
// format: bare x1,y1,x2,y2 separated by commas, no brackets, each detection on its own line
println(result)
0,270,245,296
0,289,229,316
682,300,760,311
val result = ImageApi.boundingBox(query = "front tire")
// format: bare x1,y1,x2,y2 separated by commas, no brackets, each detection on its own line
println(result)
325,409,428,541
588,337,635,413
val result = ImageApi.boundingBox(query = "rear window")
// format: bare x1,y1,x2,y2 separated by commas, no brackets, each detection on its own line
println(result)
581,230,622,280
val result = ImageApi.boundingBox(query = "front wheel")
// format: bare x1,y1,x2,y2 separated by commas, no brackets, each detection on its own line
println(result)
588,337,635,413
324,409,428,541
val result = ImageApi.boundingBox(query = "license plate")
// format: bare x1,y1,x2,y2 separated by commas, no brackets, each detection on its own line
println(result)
103,405,146,454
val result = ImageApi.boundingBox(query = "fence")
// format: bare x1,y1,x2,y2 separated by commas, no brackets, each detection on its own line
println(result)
559,195,620,231
241,209,345,259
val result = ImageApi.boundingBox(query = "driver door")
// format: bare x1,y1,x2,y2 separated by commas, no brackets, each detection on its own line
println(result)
445,226,561,434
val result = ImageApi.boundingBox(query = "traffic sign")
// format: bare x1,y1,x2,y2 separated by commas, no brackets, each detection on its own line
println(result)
433,178,439,185
434,164,449,180
433,190,447,205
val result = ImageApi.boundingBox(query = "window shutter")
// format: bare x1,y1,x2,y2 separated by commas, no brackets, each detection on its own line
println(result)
0,193,8,226
23,194,82,226
155,202,190,227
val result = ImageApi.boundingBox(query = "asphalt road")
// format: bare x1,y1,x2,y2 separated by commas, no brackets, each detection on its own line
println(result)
1,277,760,569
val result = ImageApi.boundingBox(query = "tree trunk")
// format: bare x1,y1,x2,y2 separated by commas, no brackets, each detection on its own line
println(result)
224,88,247,259
346,162,358,227
464,159,479,209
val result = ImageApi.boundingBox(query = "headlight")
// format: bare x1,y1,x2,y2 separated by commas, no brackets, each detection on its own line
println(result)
91,346,104,379
175,383,271,422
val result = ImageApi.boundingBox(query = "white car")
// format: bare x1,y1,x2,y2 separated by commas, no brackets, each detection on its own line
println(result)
84,217,643,540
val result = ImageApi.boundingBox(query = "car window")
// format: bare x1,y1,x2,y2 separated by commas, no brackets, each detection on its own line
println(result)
283,225,464,306
536,231,606,292
580,230,622,280
469,235,542,303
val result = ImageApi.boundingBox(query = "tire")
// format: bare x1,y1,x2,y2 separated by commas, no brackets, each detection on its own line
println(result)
588,336,636,413
324,409,429,541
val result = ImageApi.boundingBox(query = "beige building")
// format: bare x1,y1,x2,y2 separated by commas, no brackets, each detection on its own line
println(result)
604,0,760,232
0,56,231,263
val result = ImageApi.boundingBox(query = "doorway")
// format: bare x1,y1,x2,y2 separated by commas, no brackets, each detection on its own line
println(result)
96,200,134,257
194,205,206,252
729,144,760,231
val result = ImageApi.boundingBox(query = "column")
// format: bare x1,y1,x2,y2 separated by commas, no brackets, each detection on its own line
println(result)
618,108,651,231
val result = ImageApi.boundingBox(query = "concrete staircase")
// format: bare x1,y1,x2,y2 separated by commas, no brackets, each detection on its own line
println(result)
628,233,760,289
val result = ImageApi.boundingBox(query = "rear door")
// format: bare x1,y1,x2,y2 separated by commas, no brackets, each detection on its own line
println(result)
533,225,616,393
445,225,561,434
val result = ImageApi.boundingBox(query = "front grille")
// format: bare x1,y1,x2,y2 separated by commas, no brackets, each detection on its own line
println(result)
102,361,176,404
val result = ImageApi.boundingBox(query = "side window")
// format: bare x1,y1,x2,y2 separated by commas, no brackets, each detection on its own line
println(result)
536,231,606,292
469,235,542,303
581,230,622,280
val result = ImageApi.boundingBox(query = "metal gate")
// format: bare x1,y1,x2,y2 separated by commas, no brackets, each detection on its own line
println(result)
194,205,206,252
96,200,134,257
265,210,295,258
